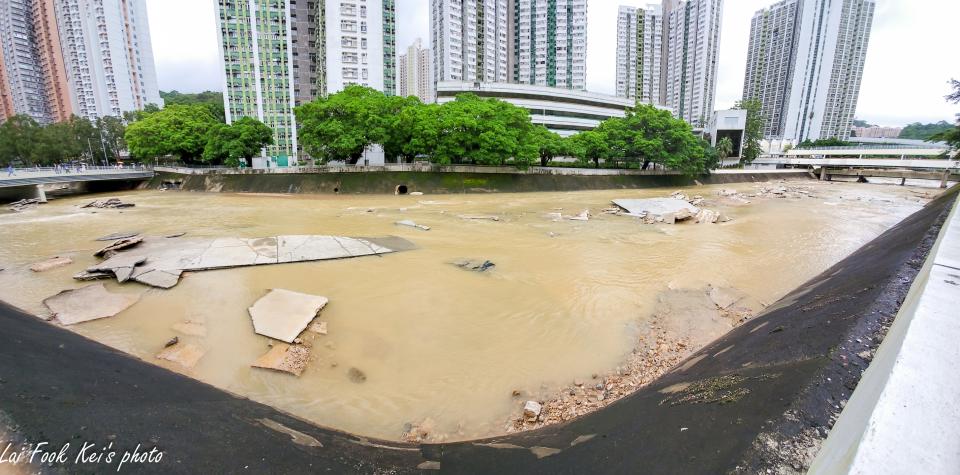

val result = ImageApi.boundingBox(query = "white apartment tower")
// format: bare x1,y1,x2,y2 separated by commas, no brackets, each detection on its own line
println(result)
615,4,662,104
511,0,587,90
399,38,434,103
744,0,875,141
614,0,721,127
430,0,509,84
664,0,722,128
215,0,398,164
56,0,162,121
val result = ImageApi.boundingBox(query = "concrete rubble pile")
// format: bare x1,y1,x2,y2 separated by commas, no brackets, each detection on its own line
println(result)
8,198,43,212
76,234,407,289
81,198,135,209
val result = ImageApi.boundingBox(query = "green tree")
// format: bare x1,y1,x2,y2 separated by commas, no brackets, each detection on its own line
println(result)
160,90,226,123
593,105,710,174
0,115,42,166
735,99,763,165
930,79,960,152
125,104,219,163
295,85,394,164
716,136,734,161
203,117,274,166
899,120,954,140
797,137,852,148
429,93,538,167
530,126,566,167
568,130,609,168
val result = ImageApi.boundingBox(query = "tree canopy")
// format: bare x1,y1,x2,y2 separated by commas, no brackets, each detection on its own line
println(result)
0,114,120,166
929,79,960,152
899,120,954,140
203,117,274,166
160,90,226,123
735,99,763,164
125,104,220,163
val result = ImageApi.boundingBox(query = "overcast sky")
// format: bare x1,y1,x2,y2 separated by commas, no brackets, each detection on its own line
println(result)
146,0,958,127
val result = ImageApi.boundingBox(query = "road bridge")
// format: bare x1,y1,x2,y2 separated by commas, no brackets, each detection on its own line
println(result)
0,166,154,202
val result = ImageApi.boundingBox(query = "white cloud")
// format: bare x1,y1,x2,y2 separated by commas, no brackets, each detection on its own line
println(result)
146,0,958,127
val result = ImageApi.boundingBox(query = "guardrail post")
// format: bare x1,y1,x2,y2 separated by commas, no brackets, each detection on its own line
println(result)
941,169,950,189
34,185,47,203
819,166,827,181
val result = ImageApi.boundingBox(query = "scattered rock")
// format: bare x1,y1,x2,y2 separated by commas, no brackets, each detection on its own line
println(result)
248,289,329,343
94,236,143,257
82,198,135,209
308,321,328,335
30,256,73,272
94,231,140,242
453,259,495,272
347,367,367,383
42,283,140,325
156,342,205,369
695,209,721,224
401,417,436,443
523,401,543,421
567,210,591,221
396,220,431,231
164,337,179,348
251,343,310,376
8,198,42,212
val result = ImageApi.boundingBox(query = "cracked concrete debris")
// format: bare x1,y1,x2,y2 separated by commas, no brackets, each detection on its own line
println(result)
43,283,140,325
252,343,311,376
249,289,328,343
94,236,143,257
156,342,205,369
79,235,408,289
30,256,73,272
94,231,140,242
396,220,431,231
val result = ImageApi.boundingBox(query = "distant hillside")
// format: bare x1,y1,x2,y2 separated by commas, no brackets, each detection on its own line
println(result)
159,91,225,122
898,121,954,140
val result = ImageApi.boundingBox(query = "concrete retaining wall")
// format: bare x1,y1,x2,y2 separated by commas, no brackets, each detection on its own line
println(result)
149,169,811,195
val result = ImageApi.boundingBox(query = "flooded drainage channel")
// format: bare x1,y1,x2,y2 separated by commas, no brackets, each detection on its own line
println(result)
0,180,939,442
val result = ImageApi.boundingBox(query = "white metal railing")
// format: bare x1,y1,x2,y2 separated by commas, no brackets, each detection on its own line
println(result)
1,165,153,182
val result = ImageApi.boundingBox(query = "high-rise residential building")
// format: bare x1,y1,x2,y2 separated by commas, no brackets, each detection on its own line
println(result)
614,0,721,127
430,0,510,85
56,0,162,121
399,38,434,103
743,0,875,142
615,4,662,104
33,0,71,123
511,0,587,90
0,0,53,124
215,0,398,165
664,0,722,128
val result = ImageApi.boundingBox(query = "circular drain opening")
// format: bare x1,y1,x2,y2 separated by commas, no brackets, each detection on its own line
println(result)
396,185,408,195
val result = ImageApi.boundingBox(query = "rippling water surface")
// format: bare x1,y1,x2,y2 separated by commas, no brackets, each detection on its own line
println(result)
0,180,932,440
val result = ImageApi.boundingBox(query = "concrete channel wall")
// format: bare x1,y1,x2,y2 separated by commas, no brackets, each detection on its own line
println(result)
149,168,811,195
0,189,955,473
810,187,960,474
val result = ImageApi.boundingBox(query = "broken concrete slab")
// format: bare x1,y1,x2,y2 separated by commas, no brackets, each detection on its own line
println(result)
164,232,186,238
30,256,73,272
83,235,407,289
308,321,328,335
156,342,205,369
708,286,747,310
396,220,431,231
94,236,143,257
173,321,207,337
72,270,113,281
252,343,310,376
249,289,329,343
82,198,134,210
95,231,140,242
612,199,700,219
567,210,591,221
43,283,140,325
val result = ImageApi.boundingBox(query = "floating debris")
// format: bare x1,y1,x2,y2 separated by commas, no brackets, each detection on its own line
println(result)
396,220,431,231
248,289,329,343
458,215,501,222
156,342,205,369
8,198,42,212
82,198,135,209
252,343,310,377
30,256,73,272
42,283,140,325
453,259,495,272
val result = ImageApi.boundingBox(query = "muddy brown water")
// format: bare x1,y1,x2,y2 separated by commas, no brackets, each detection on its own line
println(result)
0,181,935,441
